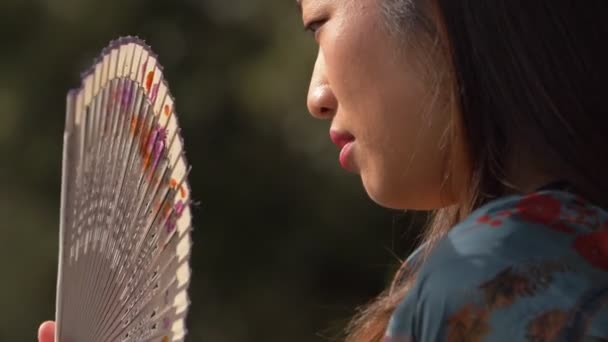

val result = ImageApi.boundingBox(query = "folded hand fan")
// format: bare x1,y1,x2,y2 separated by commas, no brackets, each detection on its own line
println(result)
55,37,193,342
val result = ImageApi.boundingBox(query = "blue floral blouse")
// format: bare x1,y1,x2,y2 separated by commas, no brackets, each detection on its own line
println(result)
385,189,608,341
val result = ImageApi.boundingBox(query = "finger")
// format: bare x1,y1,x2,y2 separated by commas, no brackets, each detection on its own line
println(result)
37,321,55,342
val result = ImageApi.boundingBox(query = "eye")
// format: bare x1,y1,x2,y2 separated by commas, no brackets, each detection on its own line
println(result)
304,19,327,37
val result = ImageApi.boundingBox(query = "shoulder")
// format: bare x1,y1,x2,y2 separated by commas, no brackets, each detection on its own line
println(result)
386,190,608,341
436,189,608,274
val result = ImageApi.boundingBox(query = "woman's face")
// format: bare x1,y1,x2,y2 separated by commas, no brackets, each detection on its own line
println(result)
300,0,464,210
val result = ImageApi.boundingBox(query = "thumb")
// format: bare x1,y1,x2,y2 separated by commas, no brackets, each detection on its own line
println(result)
37,321,55,342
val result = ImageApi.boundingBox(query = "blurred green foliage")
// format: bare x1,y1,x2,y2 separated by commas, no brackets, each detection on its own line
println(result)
0,0,423,340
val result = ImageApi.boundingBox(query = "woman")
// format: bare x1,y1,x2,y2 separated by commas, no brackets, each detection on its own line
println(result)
301,0,608,340
40,0,608,340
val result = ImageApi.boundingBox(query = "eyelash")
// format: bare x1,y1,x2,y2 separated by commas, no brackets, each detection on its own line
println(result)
304,19,326,36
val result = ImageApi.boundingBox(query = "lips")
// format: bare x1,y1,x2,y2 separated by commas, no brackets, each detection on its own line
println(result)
329,130,356,171
329,130,354,148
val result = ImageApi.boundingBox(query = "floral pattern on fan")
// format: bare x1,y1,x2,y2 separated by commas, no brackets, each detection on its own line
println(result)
55,36,193,342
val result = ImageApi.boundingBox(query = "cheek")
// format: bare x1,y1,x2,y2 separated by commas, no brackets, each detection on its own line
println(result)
321,6,457,209
322,12,390,113
361,109,453,210
359,61,456,209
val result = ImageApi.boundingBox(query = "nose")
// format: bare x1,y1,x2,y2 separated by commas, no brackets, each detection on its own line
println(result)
307,51,337,120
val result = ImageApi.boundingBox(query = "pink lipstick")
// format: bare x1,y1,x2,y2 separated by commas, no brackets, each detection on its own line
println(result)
330,130,355,171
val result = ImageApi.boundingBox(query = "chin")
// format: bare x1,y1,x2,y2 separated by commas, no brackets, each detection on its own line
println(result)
360,173,453,211
360,173,408,210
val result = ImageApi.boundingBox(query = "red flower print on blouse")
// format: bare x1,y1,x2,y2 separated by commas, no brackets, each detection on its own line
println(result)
517,193,561,225
573,229,608,271
515,193,577,233
447,303,491,342
526,309,568,342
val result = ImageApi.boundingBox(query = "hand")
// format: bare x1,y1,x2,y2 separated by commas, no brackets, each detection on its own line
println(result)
38,321,55,342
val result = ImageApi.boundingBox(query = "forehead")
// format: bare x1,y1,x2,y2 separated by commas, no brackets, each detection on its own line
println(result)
297,0,343,14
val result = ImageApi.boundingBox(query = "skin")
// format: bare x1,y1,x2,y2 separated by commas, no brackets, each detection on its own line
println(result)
301,0,466,210
38,321,54,342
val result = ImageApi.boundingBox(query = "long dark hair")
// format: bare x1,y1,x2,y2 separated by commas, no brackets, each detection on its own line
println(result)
346,1,608,340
